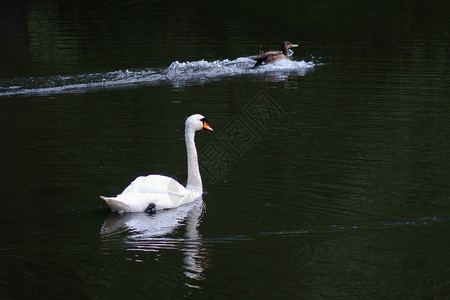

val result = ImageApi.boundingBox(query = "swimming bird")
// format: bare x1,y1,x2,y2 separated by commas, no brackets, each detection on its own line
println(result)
250,41,299,67
100,114,213,213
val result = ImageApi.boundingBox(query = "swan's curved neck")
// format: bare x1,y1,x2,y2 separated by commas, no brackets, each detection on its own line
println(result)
185,126,202,194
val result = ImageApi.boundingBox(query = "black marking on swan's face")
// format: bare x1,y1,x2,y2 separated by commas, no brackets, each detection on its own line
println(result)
201,117,213,131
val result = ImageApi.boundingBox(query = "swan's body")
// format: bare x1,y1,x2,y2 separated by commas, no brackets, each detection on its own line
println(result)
250,41,299,67
100,114,213,213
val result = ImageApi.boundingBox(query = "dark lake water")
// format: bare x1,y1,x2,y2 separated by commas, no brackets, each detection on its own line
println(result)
1,0,450,298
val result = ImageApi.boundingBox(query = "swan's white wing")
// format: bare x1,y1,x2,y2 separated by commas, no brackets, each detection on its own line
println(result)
103,175,193,212
121,175,186,196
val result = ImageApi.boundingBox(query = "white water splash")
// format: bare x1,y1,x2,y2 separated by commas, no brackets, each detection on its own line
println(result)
0,57,315,97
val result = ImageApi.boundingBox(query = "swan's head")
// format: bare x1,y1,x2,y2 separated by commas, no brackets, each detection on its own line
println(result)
186,114,214,132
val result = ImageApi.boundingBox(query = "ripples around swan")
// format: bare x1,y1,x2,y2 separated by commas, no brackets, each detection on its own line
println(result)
100,198,208,282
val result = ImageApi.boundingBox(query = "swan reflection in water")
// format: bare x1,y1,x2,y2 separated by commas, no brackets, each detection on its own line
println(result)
101,197,208,282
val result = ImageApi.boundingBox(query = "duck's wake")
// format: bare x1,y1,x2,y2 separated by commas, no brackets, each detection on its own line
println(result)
0,57,316,97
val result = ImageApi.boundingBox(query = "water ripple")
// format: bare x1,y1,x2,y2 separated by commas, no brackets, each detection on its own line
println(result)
0,58,315,97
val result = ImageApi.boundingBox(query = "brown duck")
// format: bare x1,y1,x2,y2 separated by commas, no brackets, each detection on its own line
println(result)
250,41,299,67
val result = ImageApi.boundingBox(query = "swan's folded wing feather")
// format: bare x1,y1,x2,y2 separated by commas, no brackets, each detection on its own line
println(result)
121,175,186,195
104,175,191,211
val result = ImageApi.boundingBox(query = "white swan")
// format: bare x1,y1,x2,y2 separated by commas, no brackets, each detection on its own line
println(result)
100,114,213,213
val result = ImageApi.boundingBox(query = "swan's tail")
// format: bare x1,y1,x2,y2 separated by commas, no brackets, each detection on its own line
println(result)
100,196,126,212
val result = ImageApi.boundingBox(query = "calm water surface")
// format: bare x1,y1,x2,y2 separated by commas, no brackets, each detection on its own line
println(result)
1,0,450,298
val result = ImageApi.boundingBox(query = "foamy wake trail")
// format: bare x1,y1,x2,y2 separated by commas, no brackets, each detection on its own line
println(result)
0,57,315,96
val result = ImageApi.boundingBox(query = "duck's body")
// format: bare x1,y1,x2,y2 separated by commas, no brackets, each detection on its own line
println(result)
100,114,213,213
250,41,298,67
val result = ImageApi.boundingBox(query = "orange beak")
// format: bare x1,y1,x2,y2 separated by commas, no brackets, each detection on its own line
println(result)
203,122,214,131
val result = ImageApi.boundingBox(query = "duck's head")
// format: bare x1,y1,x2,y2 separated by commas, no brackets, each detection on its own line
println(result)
186,114,214,132
281,41,298,54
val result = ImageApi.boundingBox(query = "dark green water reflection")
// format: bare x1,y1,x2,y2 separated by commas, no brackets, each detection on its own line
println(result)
1,0,450,298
